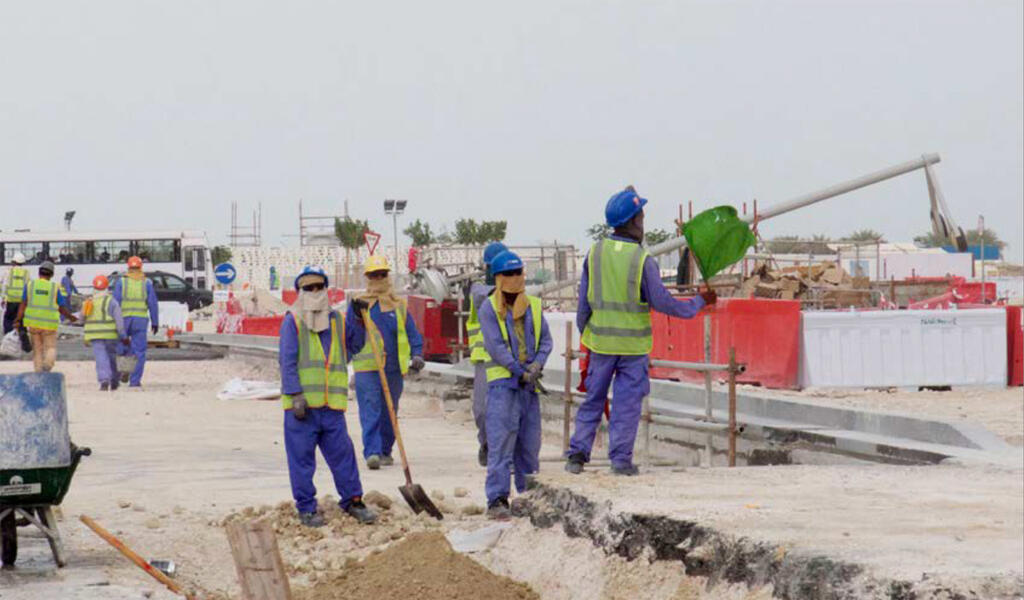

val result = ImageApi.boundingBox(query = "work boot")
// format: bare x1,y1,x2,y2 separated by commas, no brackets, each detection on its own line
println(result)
119,371,130,383
100,382,109,391
345,500,377,524
366,455,381,470
486,497,511,521
110,379,119,391
477,444,488,467
611,463,640,477
298,512,325,528
564,453,586,475
380,455,394,467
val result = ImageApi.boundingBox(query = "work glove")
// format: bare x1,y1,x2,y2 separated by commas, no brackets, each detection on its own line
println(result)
350,298,370,317
699,289,718,305
151,324,159,335
409,356,425,372
291,393,308,420
122,337,131,346
520,362,543,386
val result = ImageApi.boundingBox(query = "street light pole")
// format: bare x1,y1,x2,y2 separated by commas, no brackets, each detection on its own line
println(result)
383,199,407,275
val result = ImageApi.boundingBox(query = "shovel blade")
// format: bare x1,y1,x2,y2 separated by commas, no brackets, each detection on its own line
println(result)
399,483,444,520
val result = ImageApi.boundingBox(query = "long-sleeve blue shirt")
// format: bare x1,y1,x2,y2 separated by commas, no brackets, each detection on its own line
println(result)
478,297,553,388
346,301,424,374
278,311,366,396
112,277,159,325
61,275,78,296
577,234,705,335
470,282,494,318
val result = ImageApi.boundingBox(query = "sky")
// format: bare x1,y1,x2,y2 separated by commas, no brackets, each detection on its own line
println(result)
2,1,1022,260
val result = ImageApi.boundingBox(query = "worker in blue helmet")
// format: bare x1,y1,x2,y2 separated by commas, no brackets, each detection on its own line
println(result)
476,251,552,519
465,241,507,467
567,186,716,476
278,265,377,526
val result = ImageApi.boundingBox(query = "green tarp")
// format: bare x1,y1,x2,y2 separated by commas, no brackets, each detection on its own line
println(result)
682,206,757,281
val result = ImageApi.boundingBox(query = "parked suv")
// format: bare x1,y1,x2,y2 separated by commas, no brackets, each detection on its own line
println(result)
108,270,214,312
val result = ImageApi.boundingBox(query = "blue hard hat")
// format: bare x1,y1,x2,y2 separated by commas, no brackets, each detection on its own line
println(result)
482,242,508,266
490,251,524,275
294,265,329,290
605,186,648,227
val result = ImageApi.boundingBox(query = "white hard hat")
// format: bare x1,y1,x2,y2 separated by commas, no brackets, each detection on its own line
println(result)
12,252,26,264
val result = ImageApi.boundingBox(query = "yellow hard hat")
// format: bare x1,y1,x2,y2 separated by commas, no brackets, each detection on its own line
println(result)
364,254,391,274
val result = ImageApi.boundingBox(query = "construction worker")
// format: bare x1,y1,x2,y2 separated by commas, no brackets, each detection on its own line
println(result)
14,261,77,372
348,255,425,470
477,251,552,520
567,186,716,476
2,252,29,335
112,256,158,387
466,241,507,467
83,275,125,391
61,268,79,296
279,266,377,527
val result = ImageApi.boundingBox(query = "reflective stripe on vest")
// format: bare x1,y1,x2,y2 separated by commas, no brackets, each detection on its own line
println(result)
84,293,119,341
24,279,60,331
468,291,494,364
485,294,543,382
352,301,411,374
580,239,653,355
5,267,28,303
281,312,349,411
121,277,149,318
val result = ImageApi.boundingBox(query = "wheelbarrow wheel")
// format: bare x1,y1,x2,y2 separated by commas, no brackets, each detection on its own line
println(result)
1,511,16,567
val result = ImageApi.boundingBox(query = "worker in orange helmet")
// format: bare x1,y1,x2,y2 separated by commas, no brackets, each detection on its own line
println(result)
111,256,159,387
83,275,126,390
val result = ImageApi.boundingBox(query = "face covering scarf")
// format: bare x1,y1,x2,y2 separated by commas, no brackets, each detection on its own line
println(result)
296,289,331,332
495,273,528,320
359,275,401,312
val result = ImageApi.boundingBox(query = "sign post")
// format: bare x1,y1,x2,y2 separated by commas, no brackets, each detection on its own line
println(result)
978,215,986,302
363,230,382,256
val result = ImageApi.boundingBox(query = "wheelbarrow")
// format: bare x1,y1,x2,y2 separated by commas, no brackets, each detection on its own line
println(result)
0,372,91,568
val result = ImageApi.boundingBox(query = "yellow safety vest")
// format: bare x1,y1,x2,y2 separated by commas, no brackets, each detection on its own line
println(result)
352,300,411,374
581,238,653,355
485,294,543,383
121,276,149,319
84,293,119,342
5,267,28,303
24,279,60,331
281,312,349,411
467,290,494,364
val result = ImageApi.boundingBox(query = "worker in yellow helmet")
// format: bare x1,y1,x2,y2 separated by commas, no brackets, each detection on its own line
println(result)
347,255,424,471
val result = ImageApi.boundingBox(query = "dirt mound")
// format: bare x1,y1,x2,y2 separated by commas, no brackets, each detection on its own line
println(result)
296,531,538,600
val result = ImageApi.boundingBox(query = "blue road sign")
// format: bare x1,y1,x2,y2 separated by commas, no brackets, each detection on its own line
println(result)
214,262,237,285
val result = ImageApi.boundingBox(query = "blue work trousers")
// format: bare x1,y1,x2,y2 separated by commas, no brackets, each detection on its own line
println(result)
283,407,363,514
485,383,541,504
472,362,488,447
117,317,149,386
568,353,650,468
91,340,118,384
354,370,403,460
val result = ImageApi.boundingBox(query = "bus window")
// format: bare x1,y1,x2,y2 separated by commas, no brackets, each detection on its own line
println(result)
54,241,88,264
184,248,194,271
136,240,179,263
196,248,206,270
94,240,132,264
3,242,45,265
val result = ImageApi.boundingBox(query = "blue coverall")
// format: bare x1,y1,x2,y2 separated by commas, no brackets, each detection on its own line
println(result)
61,275,78,296
478,298,552,504
279,310,366,513
346,302,424,460
469,282,495,448
111,277,159,387
90,296,125,385
569,234,705,469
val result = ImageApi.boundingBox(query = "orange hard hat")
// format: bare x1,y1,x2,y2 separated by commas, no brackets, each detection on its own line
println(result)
93,275,109,290
127,255,143,269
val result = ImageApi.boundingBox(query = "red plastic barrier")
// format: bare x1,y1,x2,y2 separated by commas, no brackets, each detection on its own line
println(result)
406,294,460,361
1008,306,1023,387
240,315,286,337
650,298,802,389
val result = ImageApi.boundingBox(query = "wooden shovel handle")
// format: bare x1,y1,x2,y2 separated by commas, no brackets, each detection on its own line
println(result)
361,310,414,486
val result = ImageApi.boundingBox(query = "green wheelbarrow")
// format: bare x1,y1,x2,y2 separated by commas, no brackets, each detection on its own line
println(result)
0,372,91,569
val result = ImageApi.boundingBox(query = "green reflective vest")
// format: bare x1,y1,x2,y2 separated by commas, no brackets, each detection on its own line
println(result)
467,290,494,364
24,279,60,331
121,276,149,319
281,313,349,411
581,238,653,356
5,267,28,303
352,300,411,374
84,293,119,342
485,294,543,383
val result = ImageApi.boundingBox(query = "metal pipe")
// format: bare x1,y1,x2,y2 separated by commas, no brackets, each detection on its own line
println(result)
562,320,573,454
728,348,738,468
703,315,713,467
642,395,651,469
650,359,739,373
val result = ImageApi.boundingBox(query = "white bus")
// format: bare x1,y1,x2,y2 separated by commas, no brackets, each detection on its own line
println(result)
0,230,213,292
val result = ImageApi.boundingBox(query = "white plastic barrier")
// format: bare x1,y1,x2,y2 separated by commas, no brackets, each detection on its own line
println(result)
543,312,577,370
158,301,189,331
800,308,1007,388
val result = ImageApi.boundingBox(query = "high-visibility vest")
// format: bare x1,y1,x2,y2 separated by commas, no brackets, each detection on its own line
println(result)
281,312,349,411
24,279,60,331
120,277,149,319
5,267,28,303
580,238,653,356
352,300,411,374
84,293,119,342
467,289,494,364
485,294,543,383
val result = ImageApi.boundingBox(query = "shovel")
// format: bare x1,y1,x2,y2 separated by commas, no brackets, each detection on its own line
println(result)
361,309,443,520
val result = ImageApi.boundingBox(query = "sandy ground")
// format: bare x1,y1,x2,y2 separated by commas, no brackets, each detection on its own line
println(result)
770,385,1024,445
1,355,1022,599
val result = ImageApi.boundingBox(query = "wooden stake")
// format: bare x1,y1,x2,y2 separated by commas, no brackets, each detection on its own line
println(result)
563,320,573,453
728,347,738,467
226,519,293,600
